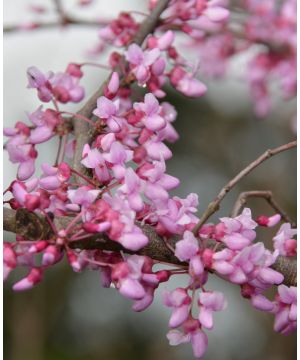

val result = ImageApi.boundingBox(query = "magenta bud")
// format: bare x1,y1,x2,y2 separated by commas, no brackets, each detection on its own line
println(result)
13,268,43,291
29,240,48,253
267,214,281,227
24,194,40,211
66,63,83,78
151,58,166,76
83,221,111,233
157,30,175,50
107,72,119,94
42,245,62,266
156,270,170,282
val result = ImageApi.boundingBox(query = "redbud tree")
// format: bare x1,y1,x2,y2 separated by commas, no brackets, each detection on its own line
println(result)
3,0,296,358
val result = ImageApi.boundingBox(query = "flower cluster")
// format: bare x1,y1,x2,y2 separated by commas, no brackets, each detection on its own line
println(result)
27,65,85,104
4,0,297,359
162,208,297,355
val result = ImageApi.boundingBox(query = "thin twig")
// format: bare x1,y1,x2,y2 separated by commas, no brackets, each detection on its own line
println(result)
230,190,296,227
4,18,108,33
193,141,297,235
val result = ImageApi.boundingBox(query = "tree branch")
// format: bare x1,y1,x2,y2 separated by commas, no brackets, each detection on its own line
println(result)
193,141,297,234
3,207,296,287
231,190,296,227
3,17,108,33
71,0,170,181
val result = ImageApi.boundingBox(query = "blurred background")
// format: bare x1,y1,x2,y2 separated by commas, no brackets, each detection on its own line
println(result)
3,1,296,359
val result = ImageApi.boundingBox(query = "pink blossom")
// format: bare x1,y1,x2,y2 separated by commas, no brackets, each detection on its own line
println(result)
27,66,52,102
81,144,111,183
67,187,100,211
219,208,257,250
13,268,43,291
167,318,208,358
39,162,70,190
273,223,297,257
175,231,204,276
170,66,207,98
198,291,227,329
163,288,191,328
5,131,36,181
99,12,139,47
111,255,159,307
147,30,175,50
93,96,124,132
4,243,17,280
256,214,281,227
27,66,85,103
134,93,167,131
27,107,60,144
250,294,275,312
273,285,297,335
126,44,161,85
49,72,85,103
42,245,64,266
118,168,143,211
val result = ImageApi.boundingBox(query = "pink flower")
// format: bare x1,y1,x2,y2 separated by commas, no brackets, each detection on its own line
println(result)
11,181,41,211
93,96,124,132
126,44,161,85
147,30,175,50
13,268,43,291
81,144,111,183
4,243,17,280
251,294,275,312
99,12,139,47
140,158,180,201
103,141,133,179
27,66,52,102
256,214,281,227
67,186,101,211
273,285,297,335
163,288,192,328
112,255,157,303
28,107,60,144
42,245,64,266
167,318,208,358
5,130,36,181
273,223,297,257
175,231,204,276
105,72,120,98
27,66,85,103
49,72,85,103
198,291,227,329
102,194,148,251
219,208,257,250
39,162,70,190
202,1,230,23
170,66,207,98
134,93,167,131
118,168,143,211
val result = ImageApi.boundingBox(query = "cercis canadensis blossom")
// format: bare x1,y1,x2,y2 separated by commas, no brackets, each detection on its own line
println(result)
4,0,297,358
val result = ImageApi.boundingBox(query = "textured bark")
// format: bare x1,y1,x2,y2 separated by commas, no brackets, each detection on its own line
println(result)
3,207,297,287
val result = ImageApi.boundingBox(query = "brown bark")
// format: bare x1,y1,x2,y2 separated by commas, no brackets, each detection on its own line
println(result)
3,207,296,287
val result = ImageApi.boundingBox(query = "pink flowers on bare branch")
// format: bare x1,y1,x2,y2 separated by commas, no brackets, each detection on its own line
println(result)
3,0,296,358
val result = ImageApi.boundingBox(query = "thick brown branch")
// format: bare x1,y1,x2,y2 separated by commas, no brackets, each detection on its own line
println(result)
193,141,297,234
3,207,296,287
71,0,170,181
